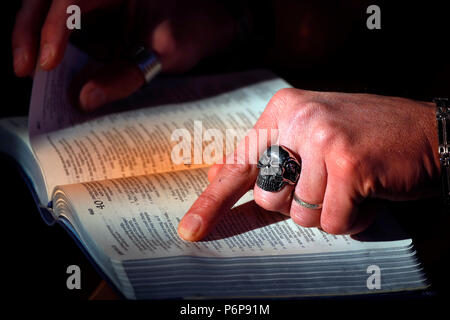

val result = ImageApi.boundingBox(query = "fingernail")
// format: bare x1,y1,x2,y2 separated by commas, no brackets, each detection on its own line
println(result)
178,214,203,240
83,87,106,110
13,48,27,74
40,44,54,68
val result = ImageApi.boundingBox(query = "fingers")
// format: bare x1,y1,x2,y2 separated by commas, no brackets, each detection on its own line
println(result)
320,174,361,235
253,150,365,235
79,60,144,111
178,158,259,241
254,183,294,215
290,157,327,227
38,0,69,70
178,87,379,242
12,0,50,76
178,100,280,241
13,0,122,75
253,145,301,216
39,0,114,70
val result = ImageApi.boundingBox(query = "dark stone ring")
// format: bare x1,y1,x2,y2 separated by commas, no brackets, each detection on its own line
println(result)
256,145,301,192
129,46,162,84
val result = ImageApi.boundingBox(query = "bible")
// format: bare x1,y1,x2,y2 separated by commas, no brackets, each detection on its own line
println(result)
0,45,428,299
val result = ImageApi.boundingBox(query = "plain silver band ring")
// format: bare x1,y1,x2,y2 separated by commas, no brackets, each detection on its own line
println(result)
131,46,162,84
293,193,323,210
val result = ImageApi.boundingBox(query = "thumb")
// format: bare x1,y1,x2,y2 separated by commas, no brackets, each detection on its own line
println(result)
79,60,144,111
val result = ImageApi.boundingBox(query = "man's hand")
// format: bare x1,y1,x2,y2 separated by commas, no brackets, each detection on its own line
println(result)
178,89,441,241
12,0,235,110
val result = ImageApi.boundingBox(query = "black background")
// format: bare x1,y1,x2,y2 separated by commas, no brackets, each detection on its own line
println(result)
0,0,449,313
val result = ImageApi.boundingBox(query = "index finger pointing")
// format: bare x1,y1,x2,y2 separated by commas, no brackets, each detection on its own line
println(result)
178,113,280,241
177,87,290,241
178,160,259,241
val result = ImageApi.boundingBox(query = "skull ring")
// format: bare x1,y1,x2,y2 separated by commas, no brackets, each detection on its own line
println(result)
256,145,301,192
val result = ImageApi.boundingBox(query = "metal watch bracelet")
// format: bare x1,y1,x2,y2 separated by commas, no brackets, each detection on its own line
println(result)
433,98,450,210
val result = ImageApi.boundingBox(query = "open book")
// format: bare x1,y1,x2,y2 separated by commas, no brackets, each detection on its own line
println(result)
0,45,428,299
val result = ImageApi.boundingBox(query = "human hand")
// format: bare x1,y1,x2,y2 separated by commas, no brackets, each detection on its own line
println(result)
178,89,441,241
12,0,236,110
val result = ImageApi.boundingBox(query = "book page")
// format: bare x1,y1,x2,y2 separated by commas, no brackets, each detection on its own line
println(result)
29,45,289,200
52,168,412,262
0,117,48,205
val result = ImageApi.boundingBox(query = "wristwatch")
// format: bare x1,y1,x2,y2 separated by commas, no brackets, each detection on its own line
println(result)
433,98,450,211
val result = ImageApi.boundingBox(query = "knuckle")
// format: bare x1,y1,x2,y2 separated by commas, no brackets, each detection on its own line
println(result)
272,88,298,102
301,100,329,116
267,88,302,113
222,162,254,179
310,120,337,149
195,190,223,211
332,153,359,178
288,101,330,126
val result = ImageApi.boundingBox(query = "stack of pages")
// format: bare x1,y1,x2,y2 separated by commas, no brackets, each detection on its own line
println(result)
0,45,428,299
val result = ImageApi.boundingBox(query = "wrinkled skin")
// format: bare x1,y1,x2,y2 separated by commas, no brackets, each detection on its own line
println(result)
179,89,440,240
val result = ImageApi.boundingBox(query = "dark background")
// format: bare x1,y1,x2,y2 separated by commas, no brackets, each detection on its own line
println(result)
0,0,448,308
